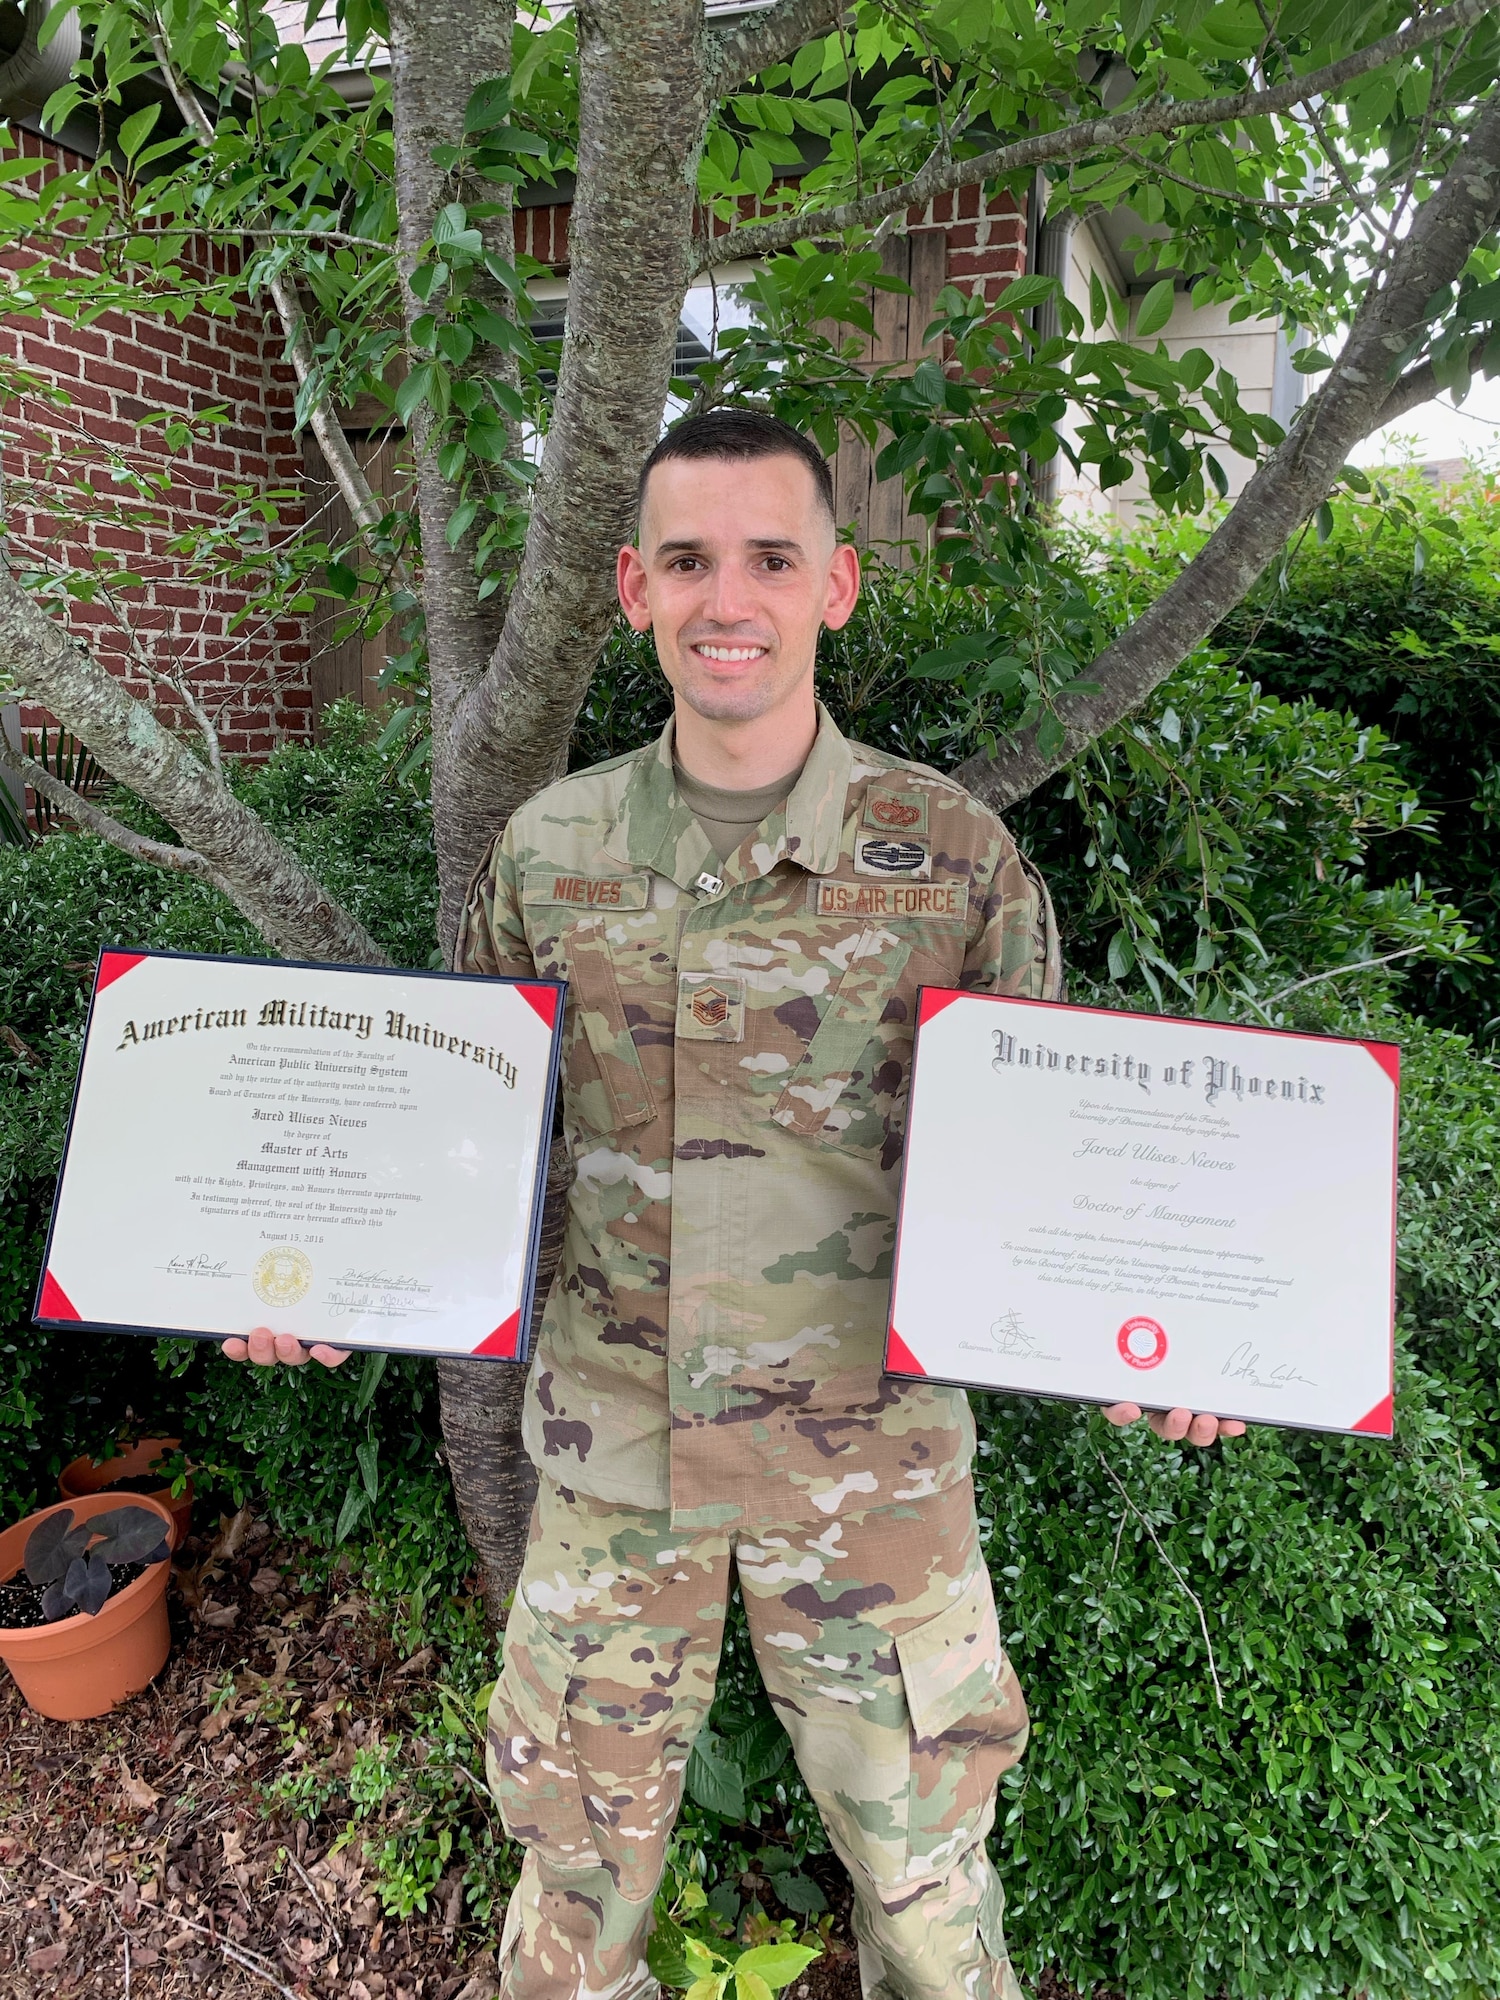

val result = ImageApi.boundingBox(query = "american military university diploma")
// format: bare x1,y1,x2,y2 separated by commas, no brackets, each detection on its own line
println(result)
885,993,1398,1436
36,951,563,1361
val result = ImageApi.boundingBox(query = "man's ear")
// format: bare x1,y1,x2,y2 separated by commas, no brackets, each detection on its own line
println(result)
617,542,653,633
821,539,862,633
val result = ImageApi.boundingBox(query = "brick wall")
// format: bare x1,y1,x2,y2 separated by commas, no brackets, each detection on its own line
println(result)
1,131,312,763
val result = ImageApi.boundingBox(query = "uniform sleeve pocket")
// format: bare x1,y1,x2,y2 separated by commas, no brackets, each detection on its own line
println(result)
562,915,657,1131
895,1567,1010,1743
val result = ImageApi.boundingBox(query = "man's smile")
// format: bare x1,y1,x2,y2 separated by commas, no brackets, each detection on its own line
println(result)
690,643,770,663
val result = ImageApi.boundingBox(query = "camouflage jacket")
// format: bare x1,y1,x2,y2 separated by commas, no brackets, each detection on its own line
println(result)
457,704,1062,1530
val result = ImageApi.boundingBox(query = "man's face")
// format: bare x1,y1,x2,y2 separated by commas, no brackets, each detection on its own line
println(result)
616,451,860,726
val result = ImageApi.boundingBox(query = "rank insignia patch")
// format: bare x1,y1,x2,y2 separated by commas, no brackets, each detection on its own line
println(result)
863,788,928,836
854,835,932,880
677,973,744,1042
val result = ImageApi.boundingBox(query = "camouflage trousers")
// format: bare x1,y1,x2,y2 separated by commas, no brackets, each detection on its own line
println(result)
485,1473,1029,2000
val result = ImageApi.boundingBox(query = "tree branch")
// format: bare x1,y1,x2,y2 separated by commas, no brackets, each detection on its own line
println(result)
146,19,400,568
0,740,223,883
955,88,1500,811
695,0,1500,270
0,572,389,964
1372,334,1493,428
706,0,854,95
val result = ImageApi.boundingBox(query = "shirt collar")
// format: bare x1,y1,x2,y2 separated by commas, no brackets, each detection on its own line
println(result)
603,701,851,888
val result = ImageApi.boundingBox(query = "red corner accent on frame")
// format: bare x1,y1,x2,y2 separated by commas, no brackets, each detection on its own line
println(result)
517,983,561,1031
96,951,147,993
884,1326,927,1377
1362,1041,1401,1090
473,1310,522,1359
1352,1393,1394,1437
38,1270,81,1322
916,988,963,1028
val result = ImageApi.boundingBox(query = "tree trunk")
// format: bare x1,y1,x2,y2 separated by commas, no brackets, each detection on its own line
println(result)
429,0,713,945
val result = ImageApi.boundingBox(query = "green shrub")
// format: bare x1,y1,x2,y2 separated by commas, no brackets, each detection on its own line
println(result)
1122,474,1500,1041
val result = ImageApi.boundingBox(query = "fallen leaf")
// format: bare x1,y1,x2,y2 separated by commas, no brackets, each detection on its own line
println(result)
131,1947,160,1967
200,1705,235,1740
26,1944,67,1973
201,1599,240,1630
453,1977,499,2000
222,1827,246,1868
212,1505,254,1561
395,1646,435,1677
119,1756,162,1809
349,1983,373,2000
249,1564,283,1597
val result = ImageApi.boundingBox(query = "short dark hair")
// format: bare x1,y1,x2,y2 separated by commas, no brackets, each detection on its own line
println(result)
637,408,835,524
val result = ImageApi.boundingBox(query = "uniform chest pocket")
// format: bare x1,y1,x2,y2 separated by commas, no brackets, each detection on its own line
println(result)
772,928,914,1140
559,914,658,1131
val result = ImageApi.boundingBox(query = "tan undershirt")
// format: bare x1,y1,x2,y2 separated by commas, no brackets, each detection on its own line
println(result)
673,759,808,865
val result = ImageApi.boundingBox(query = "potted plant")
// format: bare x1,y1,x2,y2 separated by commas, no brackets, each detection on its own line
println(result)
59,1434,193,1546
0,1494,175,1720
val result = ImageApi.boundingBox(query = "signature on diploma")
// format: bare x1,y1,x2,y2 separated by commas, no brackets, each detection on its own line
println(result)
163,1254,236,1279
338,1269,431,1294
1221,1341,1318,1391
989,1310,1060,1362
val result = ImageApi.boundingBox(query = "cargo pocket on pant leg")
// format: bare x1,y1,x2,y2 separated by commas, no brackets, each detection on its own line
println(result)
894,1566,1029,1888
485,1595,600,1868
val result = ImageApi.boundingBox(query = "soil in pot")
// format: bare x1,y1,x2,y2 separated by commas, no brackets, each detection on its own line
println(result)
86,1471,174,1498
0,1561,155,1629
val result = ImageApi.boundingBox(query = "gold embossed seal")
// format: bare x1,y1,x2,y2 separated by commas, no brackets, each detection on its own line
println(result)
252,1246,313,1308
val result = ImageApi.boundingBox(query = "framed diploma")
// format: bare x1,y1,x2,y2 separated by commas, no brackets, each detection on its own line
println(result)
34,948,564,1362
885,992,1398,1436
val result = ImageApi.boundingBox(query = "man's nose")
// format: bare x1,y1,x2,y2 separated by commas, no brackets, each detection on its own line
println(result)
699,565,759,625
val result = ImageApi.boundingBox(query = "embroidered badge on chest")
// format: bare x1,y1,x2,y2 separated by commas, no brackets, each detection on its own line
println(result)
854,834,932,880
863,787,929,837
677,973,745,1042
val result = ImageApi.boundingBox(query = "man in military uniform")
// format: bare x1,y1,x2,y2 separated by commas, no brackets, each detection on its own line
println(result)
229,410,1243,1999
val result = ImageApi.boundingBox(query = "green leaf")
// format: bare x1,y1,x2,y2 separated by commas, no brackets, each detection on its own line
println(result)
1133,279,1177,340
119,103,161,163
335,1484,366,1543
1314,501,1335,543
735,1974,774,2000
733,1942,821,1989
37,0,80,51
1158,705,1181,742
646,1913,694,1987
445,500,480,547
1291,347,1334,374
463,76,512,133
997,274,1060,315
772,1870,826,1914
1088,270,1109,333
1107,929,1137,980
685,1731,747,1821
1036,713,1066,760
352,1349,388,1416
355,1436,380,1502
396,363,437,424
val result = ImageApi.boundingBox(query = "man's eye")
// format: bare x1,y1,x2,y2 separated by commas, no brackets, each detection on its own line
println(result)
763,556,790,571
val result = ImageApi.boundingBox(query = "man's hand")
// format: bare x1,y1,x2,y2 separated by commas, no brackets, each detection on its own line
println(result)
1103,1403,1246,1446
222,1326,352,1369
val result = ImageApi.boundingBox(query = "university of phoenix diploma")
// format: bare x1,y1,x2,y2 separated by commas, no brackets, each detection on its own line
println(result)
885,993,1397,1436
35,949,563,1361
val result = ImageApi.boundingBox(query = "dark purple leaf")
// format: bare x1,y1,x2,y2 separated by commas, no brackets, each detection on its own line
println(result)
66,1550,113,1616
40,1580,71,1622
23,1508,76,1586
90,1506,170,1562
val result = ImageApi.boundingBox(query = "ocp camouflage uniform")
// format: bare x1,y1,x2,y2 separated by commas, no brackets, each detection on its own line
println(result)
458,704,1062,1999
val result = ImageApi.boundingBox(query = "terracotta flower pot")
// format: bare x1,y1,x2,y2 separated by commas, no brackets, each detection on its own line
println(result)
59,1436,192,1548
0,1492,175,1721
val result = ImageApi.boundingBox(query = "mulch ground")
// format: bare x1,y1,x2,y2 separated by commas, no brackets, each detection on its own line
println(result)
0,1504,868,2000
